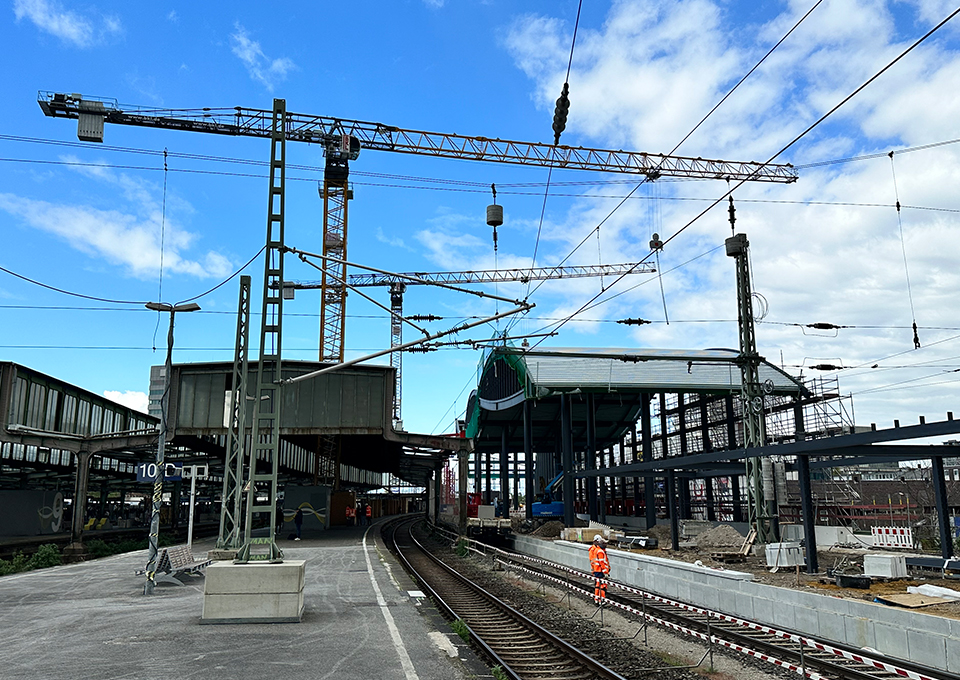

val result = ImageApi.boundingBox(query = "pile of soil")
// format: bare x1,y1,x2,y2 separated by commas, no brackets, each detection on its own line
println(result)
694,524,745,549
531,520,565,538
645,523,674,549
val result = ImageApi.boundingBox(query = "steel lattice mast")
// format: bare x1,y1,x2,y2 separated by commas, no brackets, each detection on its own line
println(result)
217,275,251,550
725,198,778,544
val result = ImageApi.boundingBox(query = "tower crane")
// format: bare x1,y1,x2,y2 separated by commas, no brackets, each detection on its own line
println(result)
287,261,658,425
40,91,799,558
39,90,797,364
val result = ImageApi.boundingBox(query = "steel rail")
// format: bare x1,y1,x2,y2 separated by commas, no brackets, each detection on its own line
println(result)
384,517,629,680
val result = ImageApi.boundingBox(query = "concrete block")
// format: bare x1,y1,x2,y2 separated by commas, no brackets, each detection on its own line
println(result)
691,582,719,611
734,588,755,620
906,628,947,670
770,599,796,630
752,594,775,626
204,560,305,594
202,592,304,623
718,586,738,615
947,629,960,675
874,622,909,660
792,602,820,637
817,610,847,642
843,615,874,648
202,560,306,624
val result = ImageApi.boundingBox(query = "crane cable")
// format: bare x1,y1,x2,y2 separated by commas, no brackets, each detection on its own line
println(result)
889,151,921,349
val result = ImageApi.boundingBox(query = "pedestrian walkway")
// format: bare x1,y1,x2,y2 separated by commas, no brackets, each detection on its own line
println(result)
0,516,487,680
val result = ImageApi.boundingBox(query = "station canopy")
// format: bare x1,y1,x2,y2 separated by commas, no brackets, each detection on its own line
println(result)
465,347,806,453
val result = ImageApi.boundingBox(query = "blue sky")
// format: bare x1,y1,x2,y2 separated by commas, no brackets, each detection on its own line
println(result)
3,0,960,439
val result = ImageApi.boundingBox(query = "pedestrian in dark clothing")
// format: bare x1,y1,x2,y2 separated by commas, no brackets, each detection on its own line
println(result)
294,507,303,540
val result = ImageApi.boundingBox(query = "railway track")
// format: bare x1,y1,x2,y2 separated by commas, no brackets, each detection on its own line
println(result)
384,517,630,680
434,525,955,680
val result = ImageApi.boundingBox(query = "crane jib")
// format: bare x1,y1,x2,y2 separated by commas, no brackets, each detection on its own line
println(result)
38,91,798,182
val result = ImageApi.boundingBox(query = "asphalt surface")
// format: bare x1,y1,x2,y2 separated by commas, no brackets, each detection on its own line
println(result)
0,518,491,680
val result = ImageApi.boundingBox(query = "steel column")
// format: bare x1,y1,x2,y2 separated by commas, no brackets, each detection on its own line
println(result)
586,393,598,521
931,456,953,559
642,395,656,529
500,428,508,516
561,394,575,527
797,454,819,573
523,399,534,520
667,470,679,551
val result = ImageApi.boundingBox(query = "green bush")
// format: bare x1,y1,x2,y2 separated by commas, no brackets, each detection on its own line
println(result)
455,538,468,558
451,619,470,643
491,666,508,680
28,544,61,569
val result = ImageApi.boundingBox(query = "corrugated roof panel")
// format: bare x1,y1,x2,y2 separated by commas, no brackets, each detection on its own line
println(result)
515,348,803,395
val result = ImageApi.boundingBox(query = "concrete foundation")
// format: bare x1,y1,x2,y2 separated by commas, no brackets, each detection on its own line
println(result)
201,560,305,624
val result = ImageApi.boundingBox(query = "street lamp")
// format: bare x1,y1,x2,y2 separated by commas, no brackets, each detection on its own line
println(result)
143,301,200,595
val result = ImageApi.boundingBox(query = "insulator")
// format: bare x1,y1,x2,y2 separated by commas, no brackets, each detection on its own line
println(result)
552,82,570,145
809,364,844,371
409,314,442,322
617,318,651,326
807,322,839,330
486,203,503,227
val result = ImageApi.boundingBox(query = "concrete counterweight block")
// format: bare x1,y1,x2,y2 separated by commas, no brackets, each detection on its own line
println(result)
201,560,306,624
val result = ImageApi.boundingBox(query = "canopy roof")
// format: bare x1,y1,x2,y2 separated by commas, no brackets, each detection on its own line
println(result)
466,347,806,453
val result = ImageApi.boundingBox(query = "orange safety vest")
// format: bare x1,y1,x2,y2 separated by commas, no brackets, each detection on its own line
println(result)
365,505,372,518
346,506,355,519
588,544,609,574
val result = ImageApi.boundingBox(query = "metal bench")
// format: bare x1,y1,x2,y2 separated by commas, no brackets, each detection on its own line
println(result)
154,545,212,586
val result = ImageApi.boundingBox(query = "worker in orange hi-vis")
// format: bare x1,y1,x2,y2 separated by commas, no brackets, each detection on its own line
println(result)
345,504,355,527
588,535,610,605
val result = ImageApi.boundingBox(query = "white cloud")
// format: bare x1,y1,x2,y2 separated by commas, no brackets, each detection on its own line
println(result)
423,0,445,7
230,23,295,91
375,227,413,251
0,160,231,281
103,390,148,414
13,0,122,47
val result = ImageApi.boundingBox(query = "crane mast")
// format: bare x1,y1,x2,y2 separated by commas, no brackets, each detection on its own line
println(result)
38,90,798,364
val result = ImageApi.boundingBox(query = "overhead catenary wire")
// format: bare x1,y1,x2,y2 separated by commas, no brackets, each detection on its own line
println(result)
5,155,960,213
534,4,960,351
0,245,265,308
889,151,920,350
509,0,826,338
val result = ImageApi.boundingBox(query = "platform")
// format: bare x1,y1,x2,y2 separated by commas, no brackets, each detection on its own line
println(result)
0,518,486,680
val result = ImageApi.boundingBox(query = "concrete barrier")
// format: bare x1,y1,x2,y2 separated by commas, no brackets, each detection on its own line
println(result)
510,535,959,674
201,560,305,624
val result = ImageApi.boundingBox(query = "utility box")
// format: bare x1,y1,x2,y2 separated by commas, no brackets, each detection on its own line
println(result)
477,504,496,519
864,553,908,578
765,542,805,568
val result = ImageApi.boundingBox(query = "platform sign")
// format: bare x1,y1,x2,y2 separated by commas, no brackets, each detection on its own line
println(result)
136,462,183,483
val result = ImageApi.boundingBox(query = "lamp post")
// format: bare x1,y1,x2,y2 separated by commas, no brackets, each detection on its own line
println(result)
143,301,200,595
